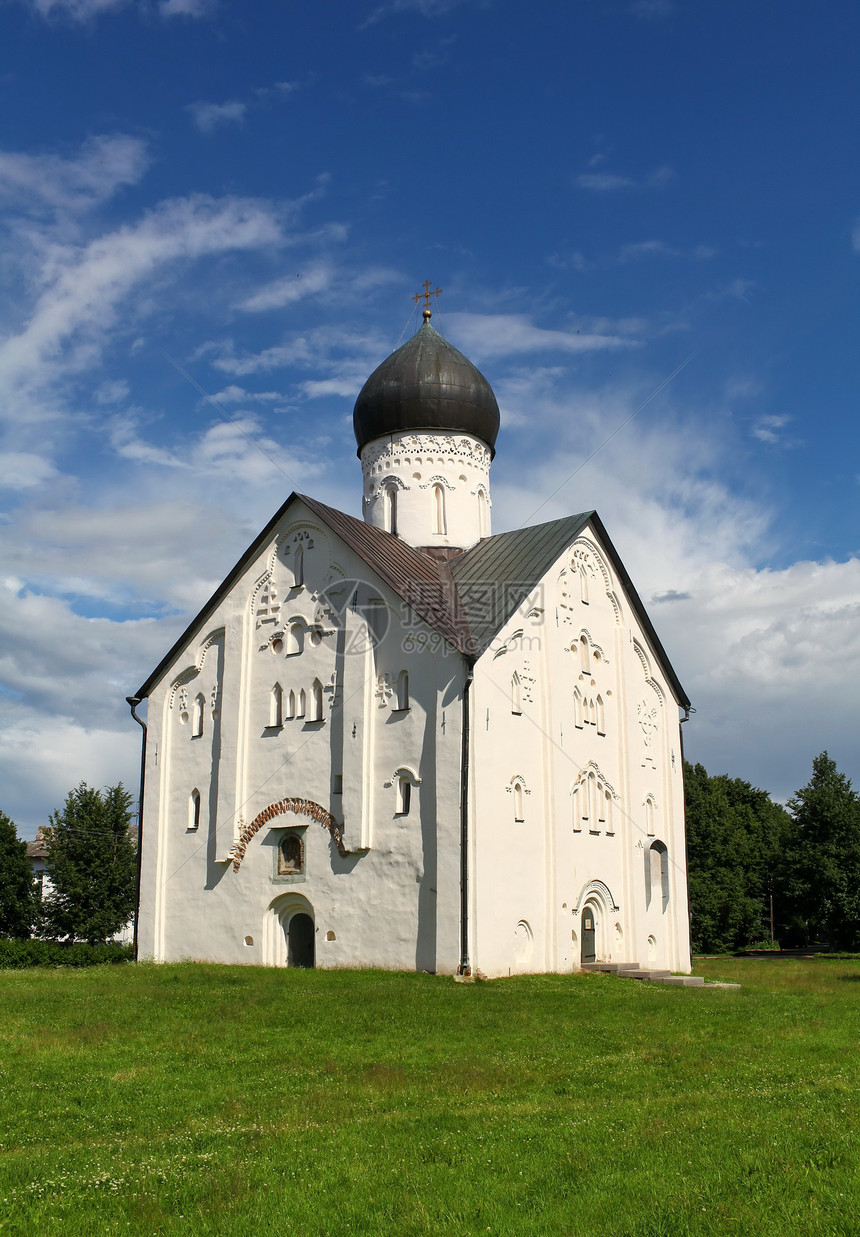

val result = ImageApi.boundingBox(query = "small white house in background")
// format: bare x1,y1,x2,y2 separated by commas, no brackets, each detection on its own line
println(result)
133,307,692,976
26,827,136,945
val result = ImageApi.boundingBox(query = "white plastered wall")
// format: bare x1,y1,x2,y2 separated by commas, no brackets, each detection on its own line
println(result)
469,522,691,978
360,431,492,550
137,498,466,973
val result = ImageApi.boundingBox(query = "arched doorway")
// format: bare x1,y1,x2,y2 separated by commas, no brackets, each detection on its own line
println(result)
288,913,315,968
263,893,315,967
581,903,597,964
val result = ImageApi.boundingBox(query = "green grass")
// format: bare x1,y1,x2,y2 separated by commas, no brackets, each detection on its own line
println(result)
1,958,859,1236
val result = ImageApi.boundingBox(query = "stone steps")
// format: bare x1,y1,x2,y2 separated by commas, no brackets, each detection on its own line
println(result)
580,961,705,988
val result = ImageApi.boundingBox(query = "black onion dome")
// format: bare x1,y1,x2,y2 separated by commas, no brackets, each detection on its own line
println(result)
353,319,500,457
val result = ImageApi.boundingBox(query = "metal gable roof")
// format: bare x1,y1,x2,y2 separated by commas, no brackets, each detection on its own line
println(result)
450,512,593,656
133,495,688,710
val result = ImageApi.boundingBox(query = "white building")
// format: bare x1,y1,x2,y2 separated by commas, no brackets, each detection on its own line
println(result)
132,309,692,976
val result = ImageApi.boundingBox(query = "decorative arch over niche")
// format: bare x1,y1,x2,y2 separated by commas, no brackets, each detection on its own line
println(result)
168,628,225,709
568,538,623,625
632,640,666,704
574,879,620,915
229,798,349,871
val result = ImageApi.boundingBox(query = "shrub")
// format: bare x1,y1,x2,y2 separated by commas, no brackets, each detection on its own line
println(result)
0,938,133,969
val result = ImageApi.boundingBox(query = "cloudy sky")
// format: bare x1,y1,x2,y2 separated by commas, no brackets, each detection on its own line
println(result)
1,0,858,838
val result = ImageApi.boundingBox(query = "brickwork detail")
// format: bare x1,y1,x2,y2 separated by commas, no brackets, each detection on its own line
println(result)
229,798,346,871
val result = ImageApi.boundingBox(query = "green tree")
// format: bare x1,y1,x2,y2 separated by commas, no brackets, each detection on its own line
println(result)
684,761,791,953
43,782,137,945
0,810,36,939
784,752,860,949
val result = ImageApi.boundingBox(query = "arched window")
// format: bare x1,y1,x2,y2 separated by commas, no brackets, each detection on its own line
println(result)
573,686,583,729
433,484,447,535
287,689,296,720
579,635,590,674
310,679,324,722
477,489,487,537
598,786,607,825
189,788,201,830
396,670,410,712
596,695,606,736
511,672,522,715
645,796,655,836
572,787,582,832
298,688,306,718
286,623,304,656
513,781,524,822
396,776,411,816
647,841,669,910
293,546,304,588
192,693,204,738
579,565,589,604
278,834,303,875
587,772,598,829
385,486,398,535
270,683,284,728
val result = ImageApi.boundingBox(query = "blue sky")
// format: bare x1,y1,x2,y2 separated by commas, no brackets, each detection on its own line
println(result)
1,0,858,838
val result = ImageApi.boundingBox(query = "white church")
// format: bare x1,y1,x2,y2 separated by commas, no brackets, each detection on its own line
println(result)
132,303,693,977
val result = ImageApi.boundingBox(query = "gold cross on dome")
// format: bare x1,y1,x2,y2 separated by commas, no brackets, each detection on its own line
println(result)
412,280,442,316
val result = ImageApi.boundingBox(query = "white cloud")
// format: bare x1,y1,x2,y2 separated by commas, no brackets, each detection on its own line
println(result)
160,0,214,14
238,262,334,312
617,240,680,262
187,100,248,133
209,385,283,405
0,134,149,213
20,0,214,18
361,0,472,27
575,165,674,192
0,194,282,404
751,414,793,445
0,452,59,489
25,0,129,15
444,312,639,361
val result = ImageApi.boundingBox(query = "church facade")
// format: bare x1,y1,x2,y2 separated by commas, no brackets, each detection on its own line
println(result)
133,309,692,976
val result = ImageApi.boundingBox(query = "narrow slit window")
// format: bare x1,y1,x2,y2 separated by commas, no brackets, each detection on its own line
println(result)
433,484,447,535
514,781,524,822
287,689,296,720
396,670,410,711
298,688,306,718
189,788,201,830
311,679,324,722
192,693,204,738
579,635,590,675
293,545,304,588
645,797,655,836
511,672,522,715
579,565,589,604
596,695,605,736
477,489,487,537
386,486,398,535
270,683,283,728
397,776,411,816
573,687,583,729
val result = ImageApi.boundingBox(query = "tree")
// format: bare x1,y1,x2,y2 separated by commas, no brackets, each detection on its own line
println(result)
43,782,137,945
0,810,36,939
784,752,860,949
684,762,791,953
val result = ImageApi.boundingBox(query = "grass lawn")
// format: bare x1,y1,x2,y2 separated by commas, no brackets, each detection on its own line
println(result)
1,957,859,1236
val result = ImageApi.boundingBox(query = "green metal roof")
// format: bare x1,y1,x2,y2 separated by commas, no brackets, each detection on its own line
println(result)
451,512,593,655
134,496,689,710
